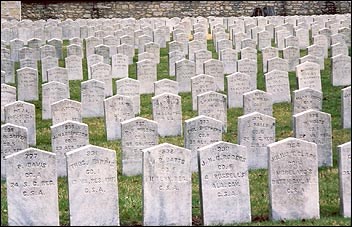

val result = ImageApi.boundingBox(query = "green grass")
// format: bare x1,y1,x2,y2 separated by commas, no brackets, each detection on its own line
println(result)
1,36,351,226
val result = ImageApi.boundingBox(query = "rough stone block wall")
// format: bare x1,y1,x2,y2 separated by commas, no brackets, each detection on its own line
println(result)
1,1,21,21
11,1,352,20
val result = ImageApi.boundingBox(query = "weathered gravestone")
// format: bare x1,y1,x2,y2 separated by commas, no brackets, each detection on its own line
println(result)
299,54,324,70
40,44,56,60
51,99,82,125
268,137,319,221
47,67,69,85
198,141,251,225
1,123,28,180
4,101,36,146
237,58,257,90
47,38,63,59
91,62,113,97
51,120,89,177
296,61,322,91
264,70,291,103
5,148,59,226
292,87,323,115
267,57,288,73
121,117,158,176
41,56,59,82
42,81,70,120
338,141,351,218
176,59,195,92
87,54,103,79
81,79,105,118
116,78,140,115
194,49,212,75
67,44,83,58
238,112,275,169
66,145,119,226
19,58,37,71
1,70,5,84
184,115,223,172
154,79,179,96
143,143,192,226
204,59,225,92
1,84,16,122
117,43,134,65
1,58,14,84
191,74,216,111
111,53,128,79
243,89,273,116
152,93,182,137
331,54,351,86
16,67,38,101
197,91,227,132
283,46,300,72
94,44,110,64
145,42,160,64
226,72,252,108
137,59,157,94
257,30,271,50
241,47,257,62
219,48,237,74
65,55,83,81
293,109,332,167
104,94,135,140
342,86,351,129
331,42,348,57
168,50,185,77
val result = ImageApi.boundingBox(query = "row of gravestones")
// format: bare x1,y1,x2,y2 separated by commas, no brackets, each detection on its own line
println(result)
2,135,351,225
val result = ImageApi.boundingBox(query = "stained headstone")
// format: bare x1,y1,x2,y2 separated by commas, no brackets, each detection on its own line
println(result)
91,62,112,97
238,112,275,169
283,46,300,72
204,59,225,91
41,56,59,82
94,44,110,64
296,61,322,91
176,59,195,93
264,70,291,103
154,79,179,96
137,60,157,94
1,58,14,83
237,58,257,90
16,67,38,101
142,143,191,226
81,79,105,118
331,54,351,86
243,90,273,116
194,49,212,75
116,78,140,115
42,81,70,120
219,48,237,74
268,137,319,221
65,55,83,81
51,99,82,125
292,87,323,115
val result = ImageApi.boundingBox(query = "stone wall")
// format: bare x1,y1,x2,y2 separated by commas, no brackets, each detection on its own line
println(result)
9,1,352,21
1,1,21,21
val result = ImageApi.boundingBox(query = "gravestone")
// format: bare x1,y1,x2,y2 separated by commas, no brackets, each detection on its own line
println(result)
111,53,128,79
226,72,252,108
51,99,82,125
16,67,38,101
152,93,182,137
238,112,275,169
168,50,185,76
176,59,195,93
104,93,136,141
184,115,223,172
216,39,232,54
40,44,56,60
121,117,158,176
81,79,105,118
91,62,112,97
338,141,351,218
65,55,83,81
145,42,160,64
219,48,237,74
331,42,348,57
307,44,325,67
5,148,59,226
257,30,271,50
142,143,191,226
293,109,332,167
1,123,28,180
1,58,14,83
296,61,322,91
87,54,103,79
342,86,351,129
138,52,157,65
66,145,119,226
331,54,351,86
1,70,4,84
295,28,309,49
116,78,141,115
204,59,225,92
292,87,323,115
19,47,36,62
241,47,257,62
10,38,24,62
283,46,300,72
103,35,119,57
264,70,291,103
51,120,89,177
268,137,319,221
67,44,83,58
154,79,179,96
4,101,36,146
198,141,251,225
243,90,273,116
47,38,63,59
194,49,212,75
19,58,37,71
197,91,227,132
169,40,184,55
191,74,216,111
137,60,157,94
85,36,103,57
241,38,256,49
299,54,324,70
41,56,59,82
284,35,299,48
1,84,16,122
42,81,70,120
189,40,206,62
237,58,257,90
94,44,110,64
47,67,69,85
313,35,328,58
117,44,134,64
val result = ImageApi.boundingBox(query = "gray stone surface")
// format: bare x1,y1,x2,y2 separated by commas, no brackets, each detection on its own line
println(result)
152,92,182,137
237,58,257,90
121,117,158,176
292,87,323,115
296,61,322,91
5,148,59,226
168,50,185,77
184,115,223,172
1,84,16,122
66,145,119,226
41,56,58,82
226,72,252,108
42,81,70,120
267,57,289,73
65,55,83,81
198,141,251,225
331,54,351,86
204,59,225,92
111,53,128,79
51,120,89,177
137,59,157,94
47,66,69,85
238,112,275,169
154,79,179,96
87,54,103,79
191,74,216,111
1,123,28,180
293,109,332,167
197,91,227,132
4,101,36,146
91,62,112,97
81,79,105,118
268,137,319,221
338,141,351,218
219,48,237,74
262,47,278,73
51,99,82,125
116,78,140,115
243,89,273,116
104,94,135,140
264,70,291,103
194,49,212,75
142,143,192,226
2,58,14,84
342,86,351,129
176,59,195,92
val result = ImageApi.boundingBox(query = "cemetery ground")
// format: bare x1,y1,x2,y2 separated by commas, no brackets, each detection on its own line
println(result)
1,38,351,226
